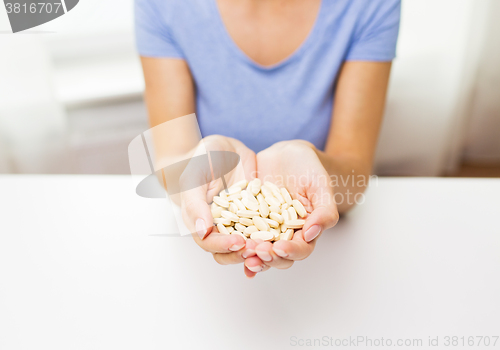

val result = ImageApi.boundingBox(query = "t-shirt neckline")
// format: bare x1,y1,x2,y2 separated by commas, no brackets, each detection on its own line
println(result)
210,0,325,71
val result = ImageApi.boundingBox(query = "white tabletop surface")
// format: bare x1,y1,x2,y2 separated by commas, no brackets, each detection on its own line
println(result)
1,176,499,350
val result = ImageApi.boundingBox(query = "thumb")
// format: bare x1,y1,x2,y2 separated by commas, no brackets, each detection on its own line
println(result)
180,185,213,240
302,184,339,243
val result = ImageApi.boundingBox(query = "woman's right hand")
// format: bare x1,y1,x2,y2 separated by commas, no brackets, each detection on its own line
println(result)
179,135,259,268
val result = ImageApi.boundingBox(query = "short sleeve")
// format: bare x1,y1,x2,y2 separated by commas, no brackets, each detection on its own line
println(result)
134,0,184,58
346,0,401,62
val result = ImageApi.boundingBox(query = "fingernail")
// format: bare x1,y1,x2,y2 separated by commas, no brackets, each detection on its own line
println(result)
229,244,245,252
196,219,207,240
273,248,288,258
246,264,263,273
256,250,272,262
304,225,321,242
242,249,254,258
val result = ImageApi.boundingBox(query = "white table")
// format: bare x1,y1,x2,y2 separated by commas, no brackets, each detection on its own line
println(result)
1,176,499,349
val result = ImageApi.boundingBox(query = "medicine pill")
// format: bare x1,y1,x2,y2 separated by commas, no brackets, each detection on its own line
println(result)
235,223,246,232
237,210,260,218
280,229,294,241
210,180,305,242
252,216,270,231
217,223,230,235
250,231,274,241
281,188,293,205
284,219,305,229
269,205,281,214
269,212,284,224
229,202,238,214
264,218,279,229
292,199,307,218
213,196,229,208
243,225,258,235
221,210,239,222
211,206,223,218
214,217,231,226
239,217,253,226
242,197,259,211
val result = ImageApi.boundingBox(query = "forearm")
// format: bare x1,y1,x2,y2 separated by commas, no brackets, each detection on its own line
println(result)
315,150,372,213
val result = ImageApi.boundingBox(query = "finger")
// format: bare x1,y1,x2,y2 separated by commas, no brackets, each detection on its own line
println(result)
255,242,294,269
244,256,266,273
244,265,257,279
272,229,315,261
193,230,246,254
302,181,339,243
212,239,258,265
243,263,271,278
181,185,213,240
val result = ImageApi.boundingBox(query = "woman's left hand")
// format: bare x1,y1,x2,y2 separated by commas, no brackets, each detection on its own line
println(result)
244,140,340,274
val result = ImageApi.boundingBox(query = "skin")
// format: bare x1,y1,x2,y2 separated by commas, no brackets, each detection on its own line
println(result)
139,0,393,278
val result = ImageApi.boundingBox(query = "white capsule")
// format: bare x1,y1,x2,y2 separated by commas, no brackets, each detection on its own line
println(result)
242,197,259,211
250,178,262,187
227,193,242,201
233,198,246,211
229,202,238,214
270,228,281,240
281,203,289,211
243,225,258,236
221,210,239,222
232,180,248,190
284,219,305,229
237,210,260,218
252,216,270,231
269,205,281,214
280,223,288,233
217,223,230,235
281,187,293,205
264,218,279,229
272,188,285,204
256,193,266,206
214,217,231,226
282,209,290,221
260,185,273,198
264,181,280,192
211,206,223,218
292,199,307,218
219,190,228,199
288,207,298,220
265,196,281,208
280,229,294,241
226,226,235,233
269,212,284,224
227,186,242,195
235,223,246,232
240,190,249,198
250,182,261,196
259,203,270,218
239,217,253,226
250,231,274,241
213,196,229,208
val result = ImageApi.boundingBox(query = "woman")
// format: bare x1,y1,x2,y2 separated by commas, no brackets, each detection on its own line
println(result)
135,0,401,278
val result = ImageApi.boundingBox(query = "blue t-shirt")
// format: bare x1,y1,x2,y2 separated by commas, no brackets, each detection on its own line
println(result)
135,0,401,153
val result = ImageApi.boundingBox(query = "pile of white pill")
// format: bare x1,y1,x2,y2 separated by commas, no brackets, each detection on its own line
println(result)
211,179,307,242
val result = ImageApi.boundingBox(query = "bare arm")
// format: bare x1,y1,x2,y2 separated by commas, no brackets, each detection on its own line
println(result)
318,61,392,213
140,57,198,157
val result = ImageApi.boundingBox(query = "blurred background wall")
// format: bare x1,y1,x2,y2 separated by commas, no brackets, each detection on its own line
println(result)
0,0,499,175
